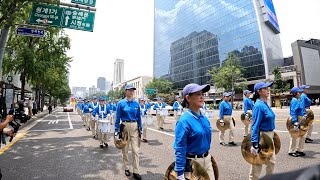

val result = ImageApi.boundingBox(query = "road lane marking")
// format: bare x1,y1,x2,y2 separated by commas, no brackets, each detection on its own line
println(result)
56,120,59,124
68,112,73,129
148,128,175,137
0,131,28,155
29,128,69,132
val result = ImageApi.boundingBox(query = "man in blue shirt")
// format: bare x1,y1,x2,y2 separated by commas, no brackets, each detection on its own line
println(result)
300,85,313,143
288,87,306,157
153,97,167,130
114,84,142,180
173,95,183,121
88,96,99,139
243,90,254,137
92,97,111,148
219,92,236,146
82,100,91,131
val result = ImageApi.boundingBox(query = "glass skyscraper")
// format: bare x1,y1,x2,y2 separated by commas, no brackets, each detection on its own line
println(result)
154,0,284,89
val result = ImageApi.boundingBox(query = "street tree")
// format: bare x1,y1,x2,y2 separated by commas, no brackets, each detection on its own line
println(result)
271,67,290,108
207,52,246,108
145,78,174,100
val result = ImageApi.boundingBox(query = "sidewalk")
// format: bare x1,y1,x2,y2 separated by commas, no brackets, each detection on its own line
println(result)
0,108,51,148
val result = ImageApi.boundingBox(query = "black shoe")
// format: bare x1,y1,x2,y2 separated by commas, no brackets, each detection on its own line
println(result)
296,151,306,156
133,173,141,180
125,170,130,176
228,141,237,146
142,139,148,142
306,138,313,141
160,127,164,130
288,153,299,157
100,144,104,148
92,135,96,139
104,143,108,147
87,128,90,131
305,138,313,143
220,142,225,146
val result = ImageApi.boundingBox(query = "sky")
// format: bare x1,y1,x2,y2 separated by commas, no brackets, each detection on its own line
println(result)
67,0,320,88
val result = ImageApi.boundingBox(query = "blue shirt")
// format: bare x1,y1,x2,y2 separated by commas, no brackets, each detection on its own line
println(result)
88,102,99,112
174,109,212,176
300,93,311,114
251,99,275,146
115,98,142,132
145,102,151,109
82,104,90,113
140,104,148,116
107,104,117,112
92,105,110,118
219,100,232,120
244,97,254,114
173,101,182,111
290,97,304,123
153,102,166,110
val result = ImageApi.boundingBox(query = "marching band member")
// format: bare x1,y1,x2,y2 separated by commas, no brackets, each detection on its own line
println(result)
88,96,99,139
82,100,91,131
173,95,183,121
250,82,276,180
288,87,306,157
243,90,253,137
92,97,111,148
108,101,117,125
145,100,152,115
174,83,215,179
81,98,87,127
219,92,236,146
153,97,166,130
115,84,142,180
300,85,313,143
139,97,148,142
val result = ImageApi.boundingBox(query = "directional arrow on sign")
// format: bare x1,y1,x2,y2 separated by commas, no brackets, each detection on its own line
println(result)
64,16,70,26
36,19,53,24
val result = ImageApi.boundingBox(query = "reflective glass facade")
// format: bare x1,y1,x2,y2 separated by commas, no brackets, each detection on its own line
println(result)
154,0,283,89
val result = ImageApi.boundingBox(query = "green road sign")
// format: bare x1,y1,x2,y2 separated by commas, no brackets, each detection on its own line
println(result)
61,8,95,32
146,88,155,95
29,4,63,27
29,4,95,32
71,0,96,7
105,96,110,100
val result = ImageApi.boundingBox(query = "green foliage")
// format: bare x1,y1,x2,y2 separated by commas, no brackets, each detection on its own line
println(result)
208,52,246,91
107,86,126,100
145,78,174,100
271,67,290,94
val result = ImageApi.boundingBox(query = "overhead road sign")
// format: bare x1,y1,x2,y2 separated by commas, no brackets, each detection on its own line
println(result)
29,4,95,32
71,0,96,7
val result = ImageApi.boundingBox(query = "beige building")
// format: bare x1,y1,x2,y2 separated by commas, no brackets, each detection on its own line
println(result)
113,76,153,99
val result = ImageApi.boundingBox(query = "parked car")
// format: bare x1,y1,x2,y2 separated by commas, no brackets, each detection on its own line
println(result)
63,104,74,112
150,105,174,116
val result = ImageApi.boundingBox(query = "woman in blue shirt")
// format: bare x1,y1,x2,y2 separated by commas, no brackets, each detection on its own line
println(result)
114,84,142,180
139,97,148,142
174,83,214,180
288,87,306,157
243,90,254,137
219,92,236,146
249,82,276,180
173,95,183,121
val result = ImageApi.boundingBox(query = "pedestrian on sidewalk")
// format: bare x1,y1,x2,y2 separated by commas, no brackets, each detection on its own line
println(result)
32,99,37,116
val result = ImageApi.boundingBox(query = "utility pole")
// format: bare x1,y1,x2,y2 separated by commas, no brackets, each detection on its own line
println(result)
0,24,11,82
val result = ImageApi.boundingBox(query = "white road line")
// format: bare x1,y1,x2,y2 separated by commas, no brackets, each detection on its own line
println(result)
148,128,175,137
68,112,73,129
56,120,59,124
48,120,53,124
29,128,69,132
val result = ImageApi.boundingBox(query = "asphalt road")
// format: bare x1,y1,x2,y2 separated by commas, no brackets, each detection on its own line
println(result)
0,107,319,180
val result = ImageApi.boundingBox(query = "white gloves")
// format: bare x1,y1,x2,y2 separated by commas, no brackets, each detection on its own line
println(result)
177,174,185,180
251,146,259,156
89,108,93,112
219,120,224,126
293,122,300,131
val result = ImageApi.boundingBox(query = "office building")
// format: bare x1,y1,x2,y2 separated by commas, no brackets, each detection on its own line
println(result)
113,59,124,86
97,77,106,91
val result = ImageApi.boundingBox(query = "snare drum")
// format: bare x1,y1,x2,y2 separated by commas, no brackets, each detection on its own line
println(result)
98,119,111,133
146,115,153,125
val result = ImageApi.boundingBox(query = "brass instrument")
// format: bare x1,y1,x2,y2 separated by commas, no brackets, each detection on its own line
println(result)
114,124,128,149
165,155,219,180
240,111,252,126
286,116,309,138
241,132,281,165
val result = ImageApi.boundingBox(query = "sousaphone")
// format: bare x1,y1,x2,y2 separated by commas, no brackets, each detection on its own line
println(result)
114,123,129,149
241,132,281,165
286,116,309,139
165,156,219,180
240,111,252,126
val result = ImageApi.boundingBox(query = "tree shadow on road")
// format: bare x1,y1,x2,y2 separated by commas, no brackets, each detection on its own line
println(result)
0,130,161,180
